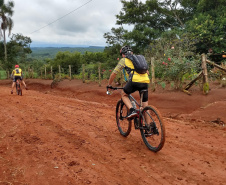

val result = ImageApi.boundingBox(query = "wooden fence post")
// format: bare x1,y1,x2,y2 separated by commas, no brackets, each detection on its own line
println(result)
98,63,101,87
69,65,71,80
82,64,85,83
201,53,209,95
151,57,155,91
51,66,53,79
206,60,226,72
45,66,47,79
183,71,203,94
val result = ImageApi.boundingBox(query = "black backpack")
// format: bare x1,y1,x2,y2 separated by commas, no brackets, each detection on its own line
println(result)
126,54,148,74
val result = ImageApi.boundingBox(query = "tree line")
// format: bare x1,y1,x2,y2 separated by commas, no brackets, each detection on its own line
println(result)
0,0,225,80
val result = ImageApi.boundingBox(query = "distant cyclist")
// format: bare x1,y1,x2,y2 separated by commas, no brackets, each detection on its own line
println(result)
11,64,28,94
107,46,150,119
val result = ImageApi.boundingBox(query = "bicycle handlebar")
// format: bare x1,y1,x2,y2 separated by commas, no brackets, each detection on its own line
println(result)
106,86,123,90
106,86,124,95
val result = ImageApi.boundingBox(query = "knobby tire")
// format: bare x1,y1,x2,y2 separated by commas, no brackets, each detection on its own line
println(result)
16,82,22,96
116,100,132,137
140,106,165,152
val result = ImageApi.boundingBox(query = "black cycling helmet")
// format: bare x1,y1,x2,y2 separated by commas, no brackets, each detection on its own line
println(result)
120,45,133,55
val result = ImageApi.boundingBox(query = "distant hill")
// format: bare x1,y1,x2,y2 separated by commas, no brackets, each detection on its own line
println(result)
28,46,105,60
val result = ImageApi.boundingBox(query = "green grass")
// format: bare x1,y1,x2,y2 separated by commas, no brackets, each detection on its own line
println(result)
0,70,7,79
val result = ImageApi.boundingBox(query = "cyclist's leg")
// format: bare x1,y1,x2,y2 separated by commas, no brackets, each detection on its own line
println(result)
121,91,132,110
140,86,148,107
123,81,137,118
138,83,149,104
11,77,16,93
143,101,148,107
21,77,27,89
142,101,150,124
138,83,150,123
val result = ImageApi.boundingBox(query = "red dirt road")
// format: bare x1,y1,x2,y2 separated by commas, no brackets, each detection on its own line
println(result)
0,79,226,185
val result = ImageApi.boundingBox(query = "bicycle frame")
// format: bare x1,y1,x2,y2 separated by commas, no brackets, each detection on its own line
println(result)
107,86,146,127
107,86,144,109
128,93,150,130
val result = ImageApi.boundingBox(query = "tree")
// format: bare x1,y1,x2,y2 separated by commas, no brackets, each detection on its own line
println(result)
103,27,128,46
1,33,31,70
104,0,197,52
104,0,225,55
186,0,226,53
0,0,14,63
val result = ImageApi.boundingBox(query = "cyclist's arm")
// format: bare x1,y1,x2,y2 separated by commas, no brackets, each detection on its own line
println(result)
108,72,117,86
11,70,15,79
108,58,125,86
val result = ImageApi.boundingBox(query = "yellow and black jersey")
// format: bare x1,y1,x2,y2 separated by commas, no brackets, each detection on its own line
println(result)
12,68,22,76
113,58,150,83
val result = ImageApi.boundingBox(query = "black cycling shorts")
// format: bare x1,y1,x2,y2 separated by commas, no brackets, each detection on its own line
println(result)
123,81,148,102
13,76,22,82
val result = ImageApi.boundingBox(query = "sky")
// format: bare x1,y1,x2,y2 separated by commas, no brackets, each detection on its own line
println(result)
8,0,131,47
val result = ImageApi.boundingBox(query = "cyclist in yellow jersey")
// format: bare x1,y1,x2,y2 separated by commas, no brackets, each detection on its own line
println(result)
107,46,150,119
11,64,28,94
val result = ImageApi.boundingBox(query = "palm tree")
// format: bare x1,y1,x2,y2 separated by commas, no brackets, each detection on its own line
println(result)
0,0,14,64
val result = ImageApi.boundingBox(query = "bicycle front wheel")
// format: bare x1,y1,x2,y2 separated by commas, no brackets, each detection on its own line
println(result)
19,88,22,96
140,106,165,152
16,83,19,95
116,100,132,137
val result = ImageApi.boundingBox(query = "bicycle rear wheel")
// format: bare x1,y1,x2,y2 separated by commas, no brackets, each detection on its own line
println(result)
140,106,165,152
116,100,132,137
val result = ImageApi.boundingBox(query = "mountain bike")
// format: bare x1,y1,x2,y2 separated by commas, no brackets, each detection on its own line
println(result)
107,86,165,152
16,79,22,96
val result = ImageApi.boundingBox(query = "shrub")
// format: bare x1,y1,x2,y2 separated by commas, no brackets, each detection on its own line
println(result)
154,48,200,89
90,73,98,81
103,69,112,79
0,70,7,79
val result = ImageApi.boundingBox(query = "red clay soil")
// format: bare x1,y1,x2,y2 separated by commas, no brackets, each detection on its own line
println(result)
0,79,225,185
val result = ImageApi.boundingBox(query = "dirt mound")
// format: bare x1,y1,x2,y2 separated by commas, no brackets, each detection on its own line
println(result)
0,79,225,185
26,79,226,124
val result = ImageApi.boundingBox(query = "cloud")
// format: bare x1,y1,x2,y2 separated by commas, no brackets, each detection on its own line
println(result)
11,0,123,46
